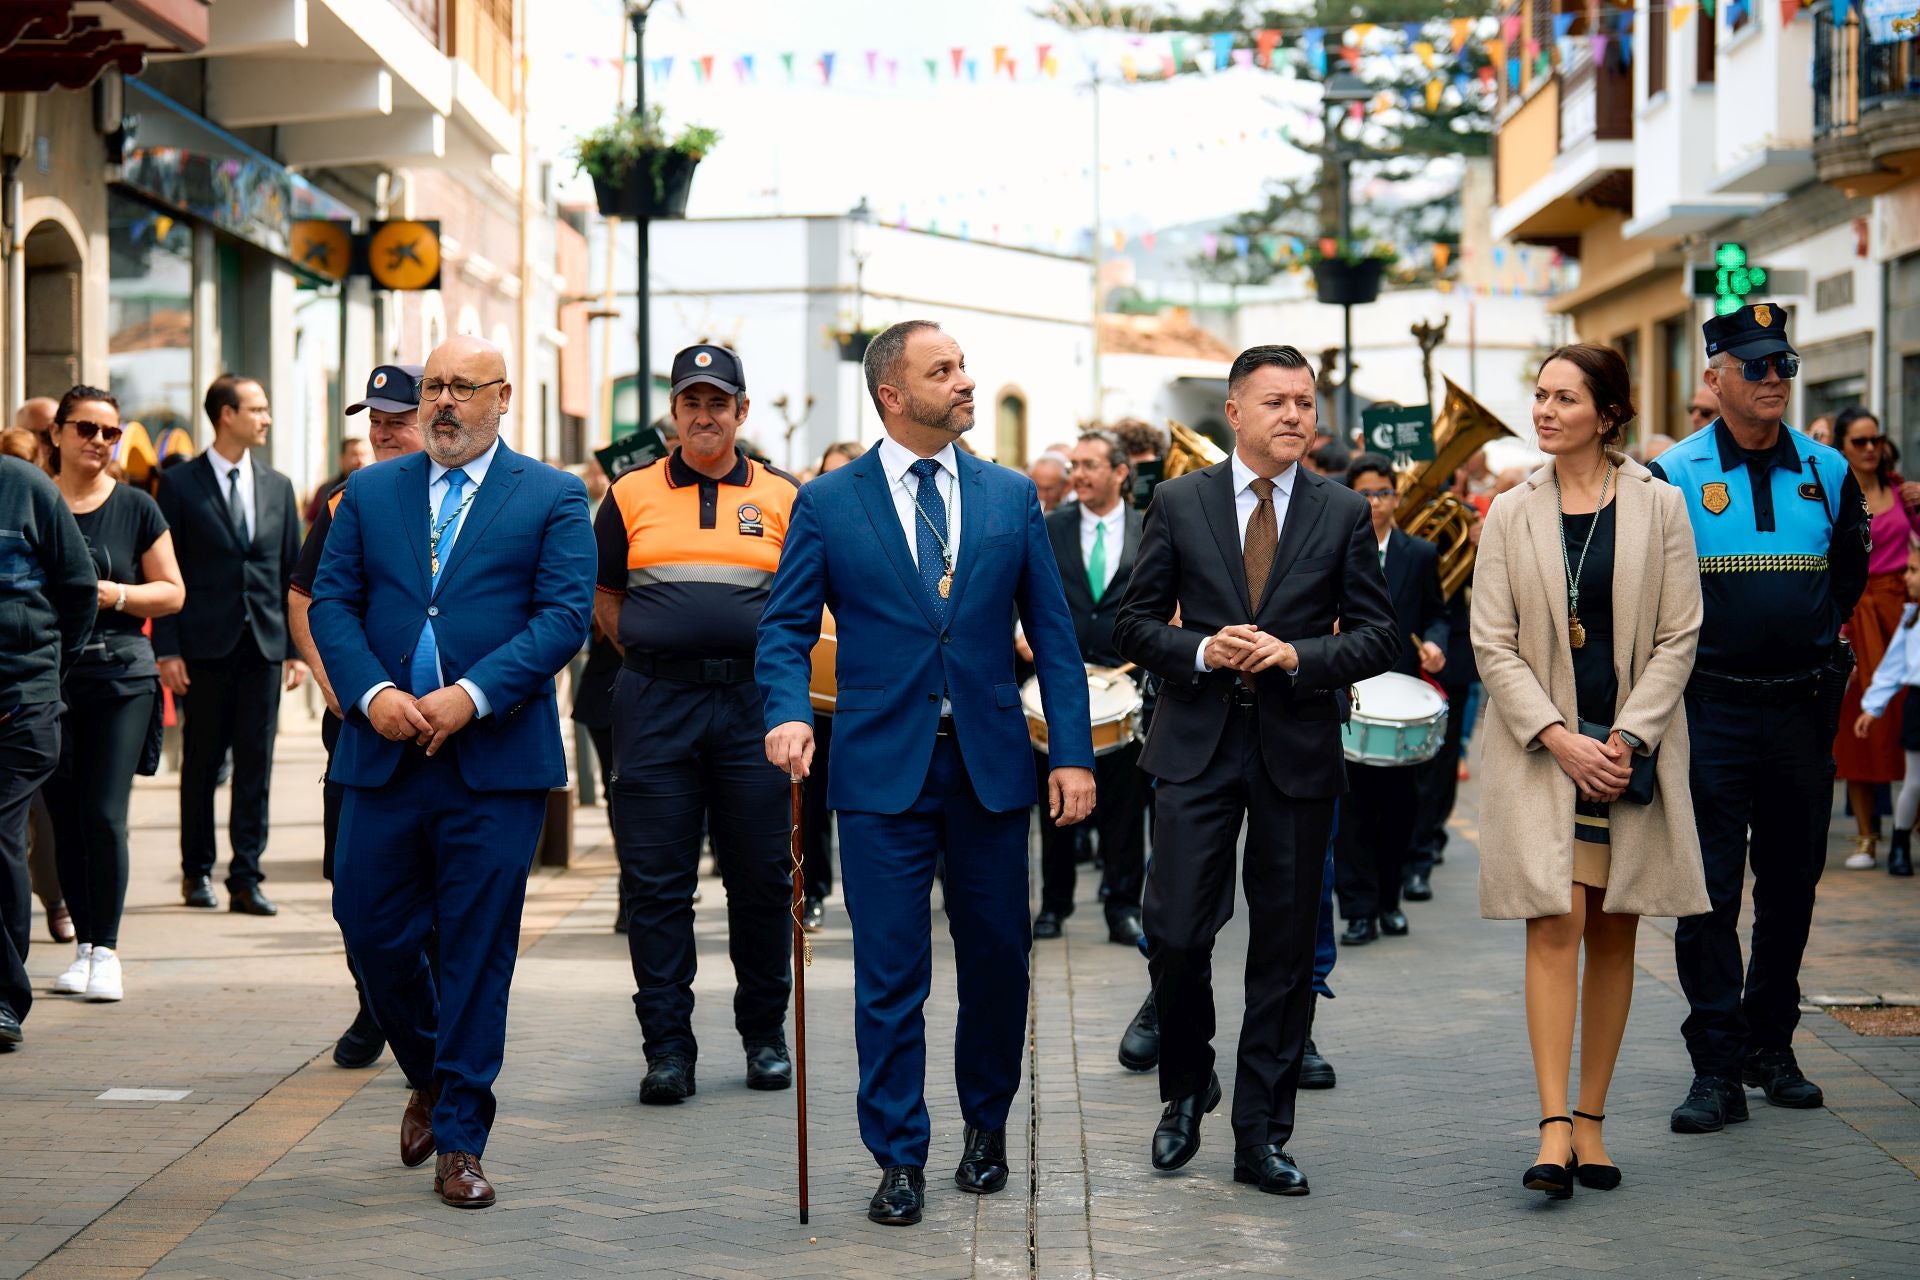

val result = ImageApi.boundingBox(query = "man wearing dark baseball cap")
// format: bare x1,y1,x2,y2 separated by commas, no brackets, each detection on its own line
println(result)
1649,302,1870,1134
290,362,428,1073
670,344,745,399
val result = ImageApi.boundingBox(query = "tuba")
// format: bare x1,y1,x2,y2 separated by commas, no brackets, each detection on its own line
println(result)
1162,419,1226,480
1396,377,1516,600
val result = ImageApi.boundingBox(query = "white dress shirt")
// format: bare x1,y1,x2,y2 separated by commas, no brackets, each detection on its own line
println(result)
877,435,962,573
357,438,501,720
1079,501,1126,596
208,442,256,543
1195,451,1299,673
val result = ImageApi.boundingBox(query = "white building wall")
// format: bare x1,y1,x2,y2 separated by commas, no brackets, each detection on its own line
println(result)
1713,14,1815,174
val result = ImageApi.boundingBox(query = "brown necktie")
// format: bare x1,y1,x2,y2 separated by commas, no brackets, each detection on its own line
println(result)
1243,477,1278,612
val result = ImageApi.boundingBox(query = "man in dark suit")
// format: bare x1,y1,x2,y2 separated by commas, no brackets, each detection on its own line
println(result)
1114,344,1397,1195
1335,453,1449,945
155,374,306,915
1406,577,1474,900
310,336,595,1207
1030,428,1150,944
760,320,1095,1227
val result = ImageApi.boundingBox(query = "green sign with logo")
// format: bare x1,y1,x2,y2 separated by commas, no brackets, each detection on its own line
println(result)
595,425,669,481
1362,404,1434,461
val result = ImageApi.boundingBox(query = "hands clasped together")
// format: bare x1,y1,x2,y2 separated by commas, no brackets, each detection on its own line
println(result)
1540,723,1634,804
1204,623,1298,675
369,685,477,756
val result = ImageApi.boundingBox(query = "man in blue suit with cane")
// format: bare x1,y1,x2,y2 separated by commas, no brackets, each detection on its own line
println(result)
759,320,1096,1226
311,336,595,1209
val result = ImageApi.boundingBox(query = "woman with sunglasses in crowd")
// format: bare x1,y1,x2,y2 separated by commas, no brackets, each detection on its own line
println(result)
44,386,184,1002
1831,405,1920,869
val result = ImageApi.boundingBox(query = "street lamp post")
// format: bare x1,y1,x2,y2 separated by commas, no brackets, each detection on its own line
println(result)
628,1,653,433
1320,72,1372,446
848,195,872,334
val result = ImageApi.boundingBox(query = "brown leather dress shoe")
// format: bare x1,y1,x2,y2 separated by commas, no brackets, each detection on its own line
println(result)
401,1087,438,1167
435,1152,495,1208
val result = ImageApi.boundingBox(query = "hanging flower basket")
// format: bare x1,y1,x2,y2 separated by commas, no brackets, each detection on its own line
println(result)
575,107,718,222
1312,258,1386,307
834,329,878,362
590,151,699,220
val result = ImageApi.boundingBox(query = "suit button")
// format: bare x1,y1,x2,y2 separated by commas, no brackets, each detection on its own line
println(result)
941,634,950,644
927,693,938,703
427,606,439,617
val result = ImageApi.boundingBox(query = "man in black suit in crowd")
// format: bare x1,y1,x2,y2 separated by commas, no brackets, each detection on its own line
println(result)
1029,429,1150,945
1334,453,1448,945
156,374,306,916
1114,345,1397,1195
1405,573,1474,901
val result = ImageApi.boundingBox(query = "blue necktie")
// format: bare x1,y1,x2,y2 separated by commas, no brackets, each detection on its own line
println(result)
411,469,468,697
909,458,950,626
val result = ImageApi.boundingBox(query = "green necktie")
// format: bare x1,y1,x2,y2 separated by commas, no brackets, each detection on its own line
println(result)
1088,520,1108,603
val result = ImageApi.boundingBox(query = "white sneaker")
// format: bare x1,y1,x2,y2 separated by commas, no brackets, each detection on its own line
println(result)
53,944,92,994
1845,851,1878,870
85,947,123,1002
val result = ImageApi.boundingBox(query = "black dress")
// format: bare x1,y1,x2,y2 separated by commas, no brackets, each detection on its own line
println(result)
1561,503,1618,862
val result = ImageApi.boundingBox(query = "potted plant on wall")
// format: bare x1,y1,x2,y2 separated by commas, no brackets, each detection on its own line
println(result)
1306,239,1397,307
831,324,878,362
574,105,720,221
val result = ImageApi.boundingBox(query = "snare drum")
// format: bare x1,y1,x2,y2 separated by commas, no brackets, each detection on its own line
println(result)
1023,666,1144,757
1342,672,1448,766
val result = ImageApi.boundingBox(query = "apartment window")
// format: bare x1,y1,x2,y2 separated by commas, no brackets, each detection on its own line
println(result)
996,389,1028,466
1647,4,1668,99
1697,5,1717,84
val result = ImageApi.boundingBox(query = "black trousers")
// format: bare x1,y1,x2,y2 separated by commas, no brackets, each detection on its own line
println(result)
609,671,791,1062
46,685,154,950
1336,761,1419,920
1144,703,1332,1151
1407,681,1470,876
801,713,834,901
1675,689,1833,1078
0,702,61,1023
180,632,281,889
321,709,344,881
1040,741,1148,916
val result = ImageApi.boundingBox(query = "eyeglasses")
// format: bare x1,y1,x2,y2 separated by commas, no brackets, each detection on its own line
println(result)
420,378,505,402
1355,488,1398,501
1846,433,1889,448
1068,459,1110,472
65,420,124,444
1729,355,1800,382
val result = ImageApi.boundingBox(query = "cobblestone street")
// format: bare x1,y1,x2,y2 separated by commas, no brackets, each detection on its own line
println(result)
4,707,1917,1279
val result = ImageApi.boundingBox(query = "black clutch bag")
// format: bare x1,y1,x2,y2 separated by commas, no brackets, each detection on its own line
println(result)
1577,720,1657,806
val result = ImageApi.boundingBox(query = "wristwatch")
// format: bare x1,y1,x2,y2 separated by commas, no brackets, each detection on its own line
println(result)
112,584,127,612
1616,728,1645,752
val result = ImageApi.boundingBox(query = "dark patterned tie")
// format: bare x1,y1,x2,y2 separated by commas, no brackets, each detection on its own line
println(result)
226,466,247,543
1243,477,1278,611
909,458,950,626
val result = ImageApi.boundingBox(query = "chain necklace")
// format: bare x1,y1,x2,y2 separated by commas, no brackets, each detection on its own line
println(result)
428,481,481,579
900,469,955,599
1554,458,1614,650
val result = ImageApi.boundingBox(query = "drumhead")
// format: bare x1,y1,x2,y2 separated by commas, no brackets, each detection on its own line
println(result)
1351,672,1446,722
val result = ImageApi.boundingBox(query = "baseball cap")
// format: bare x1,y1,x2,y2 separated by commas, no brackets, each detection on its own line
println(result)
1703,303,1797,362
346,364,425,414
670,344,745,398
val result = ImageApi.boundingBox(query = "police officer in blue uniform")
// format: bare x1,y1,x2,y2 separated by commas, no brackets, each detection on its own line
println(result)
1650,304,1869,1133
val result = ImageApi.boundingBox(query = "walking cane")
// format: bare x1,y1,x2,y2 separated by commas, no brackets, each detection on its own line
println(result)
788,776,811,1225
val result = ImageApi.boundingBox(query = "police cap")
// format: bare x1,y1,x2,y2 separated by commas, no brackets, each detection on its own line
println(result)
1703,303,1797,362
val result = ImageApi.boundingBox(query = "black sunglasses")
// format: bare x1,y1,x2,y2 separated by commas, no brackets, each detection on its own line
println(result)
66,420,124,444
1732,355,1799,382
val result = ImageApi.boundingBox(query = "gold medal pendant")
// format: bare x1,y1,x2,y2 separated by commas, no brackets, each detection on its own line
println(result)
938,572,952,599
1569,614,1586,649
430,554,439,578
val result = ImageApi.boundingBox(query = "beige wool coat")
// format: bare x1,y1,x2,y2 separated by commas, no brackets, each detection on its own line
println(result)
1470,452,1712,920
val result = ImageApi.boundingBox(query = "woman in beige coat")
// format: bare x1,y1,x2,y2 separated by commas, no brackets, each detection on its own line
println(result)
1471,343,1710,1201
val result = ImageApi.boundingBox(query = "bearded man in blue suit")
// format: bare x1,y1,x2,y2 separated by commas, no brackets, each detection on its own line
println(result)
311,336,594,1210
759,320,1096,1226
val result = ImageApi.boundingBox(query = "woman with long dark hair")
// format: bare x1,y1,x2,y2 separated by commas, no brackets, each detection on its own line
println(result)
43,386,184,1003
1831,406,1917,868
1473,344,1709,1200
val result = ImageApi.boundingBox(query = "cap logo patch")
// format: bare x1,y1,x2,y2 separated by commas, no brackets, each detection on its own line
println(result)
695,351,714,368
373,372,388,388
1754,304,1773,329
1701,482,1731,516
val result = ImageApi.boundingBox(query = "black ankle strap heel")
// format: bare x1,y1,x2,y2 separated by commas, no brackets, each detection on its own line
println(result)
1522,1117,1575,1200
1571,1111,1622,1190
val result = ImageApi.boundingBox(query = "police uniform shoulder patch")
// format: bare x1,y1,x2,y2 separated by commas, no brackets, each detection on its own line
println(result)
1701,481,1731,515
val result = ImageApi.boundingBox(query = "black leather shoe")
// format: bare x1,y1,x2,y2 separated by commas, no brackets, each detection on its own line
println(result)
1151,1071,1221,1171
1105,906,1144,946
333,1005,385,1069
745,1039,792,1091
0,1006,20,1049
1233,1143,1309,1195
869,1165,925,1225
1299,1038,1336,1089
1340,917,1378,946
1033,910,1065,940
182,875,217,909
1118,993,1159,1072
1571,1110,1621,1190
1378,909,1410,936
802,896,826,932
1523,1116,1575,1200
954,1125,1009,1194
229,885,278,916
1402,872,1433,901
1892,843,1915,876
639,1056,697,1104
1741,1048,1824,1108
1670,1074,1749,1133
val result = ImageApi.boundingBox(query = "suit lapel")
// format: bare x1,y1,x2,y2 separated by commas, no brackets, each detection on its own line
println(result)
193,453,246,553
1255,467,1327,617
397,453,432,591
436,443,523,596
1118,506,1144,584
1052,511,1093,613
852,450,940,631
1198,459,1253,615
941,450,988,620
248,456,273,554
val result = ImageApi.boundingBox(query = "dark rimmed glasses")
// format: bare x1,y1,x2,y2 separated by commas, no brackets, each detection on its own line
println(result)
65,420,124,444
420,377,505,402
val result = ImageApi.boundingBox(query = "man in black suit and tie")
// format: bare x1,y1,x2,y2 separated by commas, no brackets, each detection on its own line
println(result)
1334,453,1448,945
155,374,306,915
1114,344,1397,1195
1030,429,1150,944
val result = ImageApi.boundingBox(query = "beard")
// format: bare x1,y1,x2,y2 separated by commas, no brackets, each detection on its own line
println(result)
904,387,974,436
425,404,500,467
